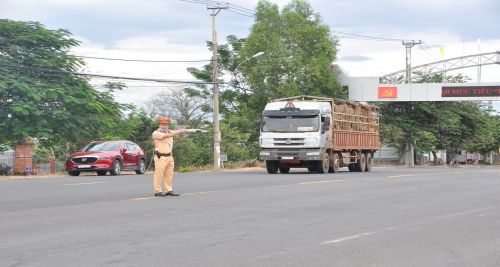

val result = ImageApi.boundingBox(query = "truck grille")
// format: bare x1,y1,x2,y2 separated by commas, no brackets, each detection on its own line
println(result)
273,138,305,146
72,157,98,164
277,151,299,158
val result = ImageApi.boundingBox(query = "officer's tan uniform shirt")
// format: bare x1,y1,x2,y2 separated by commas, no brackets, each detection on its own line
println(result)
152,130,173,154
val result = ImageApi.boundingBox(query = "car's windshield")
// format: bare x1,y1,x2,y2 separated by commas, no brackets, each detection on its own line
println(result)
82,142,119,152
262,115,319,132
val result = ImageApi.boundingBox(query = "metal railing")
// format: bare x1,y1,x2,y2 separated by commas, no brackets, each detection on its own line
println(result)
380,51,500,84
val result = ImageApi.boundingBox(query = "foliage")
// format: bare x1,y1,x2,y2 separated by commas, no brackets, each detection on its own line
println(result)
379,73,499,162
0,163,13,176
240,0,345,117
185,0,344,163
172,125,213,170
0,19,127,151
0,144,12,152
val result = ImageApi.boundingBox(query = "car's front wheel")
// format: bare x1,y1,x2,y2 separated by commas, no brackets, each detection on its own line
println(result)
110,160,121,176
135,159,146,174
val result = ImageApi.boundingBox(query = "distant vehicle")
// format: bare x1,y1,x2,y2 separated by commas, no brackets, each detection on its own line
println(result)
65,140,146,176
259,95,380,174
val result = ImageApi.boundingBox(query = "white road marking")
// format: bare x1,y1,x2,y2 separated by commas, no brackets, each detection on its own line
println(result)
387,174,416,178
434,207,493,220
321,206,495,246
63,181,109,186
322,232,375,244
298,180,342,185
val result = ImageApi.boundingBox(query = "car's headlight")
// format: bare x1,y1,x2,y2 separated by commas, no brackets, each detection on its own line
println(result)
306,151,320,156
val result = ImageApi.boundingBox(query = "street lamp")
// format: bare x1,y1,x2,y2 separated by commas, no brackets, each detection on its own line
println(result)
234,51,265,72
212,51,265,169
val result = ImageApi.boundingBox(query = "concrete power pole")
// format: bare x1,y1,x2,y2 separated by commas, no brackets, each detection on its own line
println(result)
208,4,227,169
402,40,421,167
402,40,421,84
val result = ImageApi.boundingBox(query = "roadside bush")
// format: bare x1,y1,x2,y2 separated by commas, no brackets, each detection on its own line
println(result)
0,163,13,176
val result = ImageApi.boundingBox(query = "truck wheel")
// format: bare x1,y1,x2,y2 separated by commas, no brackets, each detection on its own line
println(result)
318,152,329,173
329,153,340,173
266,161,278,174
279,167,290,174
308,167,317,172
357,153,366,172
365,153,373,172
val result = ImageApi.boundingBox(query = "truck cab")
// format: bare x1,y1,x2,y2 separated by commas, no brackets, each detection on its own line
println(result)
259,100,332,173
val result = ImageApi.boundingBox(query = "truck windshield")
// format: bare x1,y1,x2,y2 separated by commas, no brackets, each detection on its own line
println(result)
262,116,319,132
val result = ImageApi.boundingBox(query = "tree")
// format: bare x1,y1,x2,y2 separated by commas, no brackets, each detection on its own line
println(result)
185,0,344,163
240,0,345,118
0,19,127,151
379,73,499,164
145,89,209,125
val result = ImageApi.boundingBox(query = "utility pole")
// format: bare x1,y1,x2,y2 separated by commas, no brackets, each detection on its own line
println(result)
402,40,421,84
402,40,421,167
208,4,227,169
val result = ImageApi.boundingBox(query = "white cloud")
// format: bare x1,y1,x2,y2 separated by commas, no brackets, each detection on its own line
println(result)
71,34,212,107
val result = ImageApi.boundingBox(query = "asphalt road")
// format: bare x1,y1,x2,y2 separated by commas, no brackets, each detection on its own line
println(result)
1,166,500,267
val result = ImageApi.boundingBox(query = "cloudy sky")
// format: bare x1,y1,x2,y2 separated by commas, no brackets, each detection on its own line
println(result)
1,0,499,107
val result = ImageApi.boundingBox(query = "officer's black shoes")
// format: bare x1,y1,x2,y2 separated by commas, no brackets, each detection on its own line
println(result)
154,191,180,196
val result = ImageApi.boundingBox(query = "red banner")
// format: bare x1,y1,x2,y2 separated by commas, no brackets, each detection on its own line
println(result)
378,86,397,98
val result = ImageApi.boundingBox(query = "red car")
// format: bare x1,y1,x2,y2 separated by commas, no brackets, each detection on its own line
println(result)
65,140,146,176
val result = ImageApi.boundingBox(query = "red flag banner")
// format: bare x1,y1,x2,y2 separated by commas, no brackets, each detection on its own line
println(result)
378,86,397,98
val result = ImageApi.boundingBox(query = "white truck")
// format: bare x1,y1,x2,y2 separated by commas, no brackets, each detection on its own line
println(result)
259,95,380,174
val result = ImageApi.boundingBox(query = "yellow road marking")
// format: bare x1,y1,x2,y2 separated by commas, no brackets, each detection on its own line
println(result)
298,180,342,185
131,197,157,201
131,190,220,200
183,190,220,196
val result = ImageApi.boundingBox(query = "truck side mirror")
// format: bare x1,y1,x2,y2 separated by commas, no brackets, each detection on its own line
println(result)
255,116,263,132
321,117,330,133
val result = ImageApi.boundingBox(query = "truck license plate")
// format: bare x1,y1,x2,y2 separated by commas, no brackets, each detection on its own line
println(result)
281,156,294,160
78,165,91,168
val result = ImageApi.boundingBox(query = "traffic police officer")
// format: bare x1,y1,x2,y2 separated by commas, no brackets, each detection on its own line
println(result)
152,116,198,197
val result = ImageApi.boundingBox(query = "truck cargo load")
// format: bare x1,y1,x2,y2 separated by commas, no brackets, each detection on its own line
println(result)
259,95,380,174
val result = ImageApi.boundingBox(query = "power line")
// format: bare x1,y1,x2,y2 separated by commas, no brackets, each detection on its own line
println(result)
225,9,255,18
0,63,215,85
419,42,444,60
180,0,255,16
77,55,211,63
0,44,211,63
332,31,405,42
